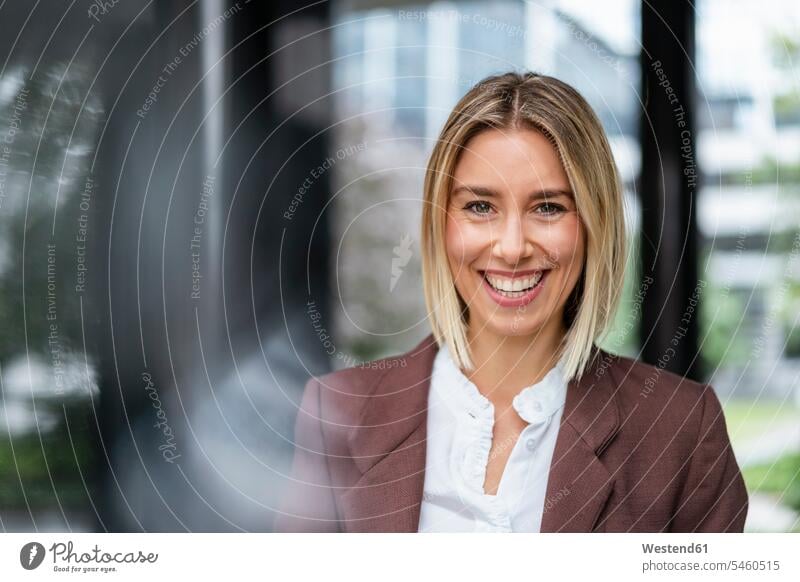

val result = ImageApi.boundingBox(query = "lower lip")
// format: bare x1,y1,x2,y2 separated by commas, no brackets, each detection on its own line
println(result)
481,271,549,308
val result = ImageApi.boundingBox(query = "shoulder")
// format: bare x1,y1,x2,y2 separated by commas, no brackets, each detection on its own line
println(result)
598,348,707,401
584,349,745,530
313,351,412,397
595,348,720,443
300,343,423,426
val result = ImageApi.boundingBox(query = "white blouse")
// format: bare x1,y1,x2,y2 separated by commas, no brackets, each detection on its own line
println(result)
417,343,569,532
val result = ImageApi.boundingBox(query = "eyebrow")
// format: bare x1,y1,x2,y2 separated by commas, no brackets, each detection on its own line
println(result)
451,185,573,201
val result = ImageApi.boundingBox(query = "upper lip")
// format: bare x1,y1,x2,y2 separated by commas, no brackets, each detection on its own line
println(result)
479,268,549,278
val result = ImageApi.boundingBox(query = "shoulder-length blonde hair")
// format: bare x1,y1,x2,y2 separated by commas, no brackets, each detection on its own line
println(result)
421,71,628,382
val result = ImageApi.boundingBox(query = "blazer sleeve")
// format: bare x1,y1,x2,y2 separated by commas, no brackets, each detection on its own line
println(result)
273,377,342,532
670,384,749,532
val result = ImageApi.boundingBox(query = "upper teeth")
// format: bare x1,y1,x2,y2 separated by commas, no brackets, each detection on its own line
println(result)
485,272,543,291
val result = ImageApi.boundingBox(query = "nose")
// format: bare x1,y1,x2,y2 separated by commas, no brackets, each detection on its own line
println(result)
491,211,534,266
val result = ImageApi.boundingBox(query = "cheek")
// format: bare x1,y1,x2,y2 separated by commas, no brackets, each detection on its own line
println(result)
444,218,462,264
444,218,465,287
445,216,482,268
544,217,585,269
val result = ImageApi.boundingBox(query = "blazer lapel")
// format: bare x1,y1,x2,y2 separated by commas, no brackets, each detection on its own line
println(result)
339,335,621,533
540,347,621,532
339,334,438,532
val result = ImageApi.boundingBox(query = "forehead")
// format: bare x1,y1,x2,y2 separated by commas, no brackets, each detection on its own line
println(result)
452,128,569,191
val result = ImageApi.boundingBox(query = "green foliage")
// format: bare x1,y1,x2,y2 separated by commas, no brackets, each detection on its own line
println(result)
724,400,800,446
770,32,800,70
700,283,751,372
774,92,800,126
781,280,800,357
721,157,800,186
742,452,800,513
0,419,95,508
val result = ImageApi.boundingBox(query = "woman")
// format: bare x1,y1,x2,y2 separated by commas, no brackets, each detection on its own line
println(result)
275,72,748,533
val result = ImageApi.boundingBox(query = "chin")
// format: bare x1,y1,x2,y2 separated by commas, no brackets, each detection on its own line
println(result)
475,314,547,339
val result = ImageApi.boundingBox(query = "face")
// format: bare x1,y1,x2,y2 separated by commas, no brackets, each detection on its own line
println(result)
445,127,586,342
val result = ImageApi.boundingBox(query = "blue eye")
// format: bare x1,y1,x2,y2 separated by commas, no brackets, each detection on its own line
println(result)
464,201,493,215
537,202,565,216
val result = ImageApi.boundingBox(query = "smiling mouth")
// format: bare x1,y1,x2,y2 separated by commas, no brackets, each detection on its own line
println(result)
479,270,547,298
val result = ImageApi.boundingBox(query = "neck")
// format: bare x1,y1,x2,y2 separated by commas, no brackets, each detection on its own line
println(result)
463,323,567,404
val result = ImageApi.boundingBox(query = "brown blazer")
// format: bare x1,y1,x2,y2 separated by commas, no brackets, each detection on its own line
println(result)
275,333,748,532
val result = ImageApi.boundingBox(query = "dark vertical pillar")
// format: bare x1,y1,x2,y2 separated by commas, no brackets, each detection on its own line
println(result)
639,0,701,380
226,0,332,354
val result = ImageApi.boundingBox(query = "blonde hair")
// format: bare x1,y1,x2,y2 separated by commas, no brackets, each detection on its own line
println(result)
421,72,628,382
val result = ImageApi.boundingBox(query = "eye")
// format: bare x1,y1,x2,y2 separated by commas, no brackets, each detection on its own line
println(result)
464,200,494,216
535,202,566,216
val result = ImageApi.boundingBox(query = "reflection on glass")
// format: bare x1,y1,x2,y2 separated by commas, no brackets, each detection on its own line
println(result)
0,62,102,530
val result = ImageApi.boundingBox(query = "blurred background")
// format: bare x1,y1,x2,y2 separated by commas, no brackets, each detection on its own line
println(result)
0,0,798,532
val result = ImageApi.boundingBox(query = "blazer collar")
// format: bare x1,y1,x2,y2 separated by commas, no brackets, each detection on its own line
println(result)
341,333,621,532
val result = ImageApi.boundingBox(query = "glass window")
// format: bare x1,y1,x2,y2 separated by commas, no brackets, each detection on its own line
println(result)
697,0,800,532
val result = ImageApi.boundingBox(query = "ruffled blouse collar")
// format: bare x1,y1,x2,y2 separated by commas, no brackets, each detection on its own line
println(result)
433,342,569,424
